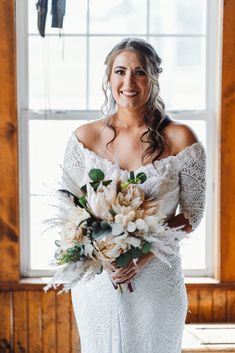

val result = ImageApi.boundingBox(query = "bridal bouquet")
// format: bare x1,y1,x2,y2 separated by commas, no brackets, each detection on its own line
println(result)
43,168,189,294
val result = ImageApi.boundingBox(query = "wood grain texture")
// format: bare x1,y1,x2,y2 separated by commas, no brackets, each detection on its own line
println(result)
0,291,13,353
212,288,227,322
28,291,42,353
57,293,71,353
220,0,235,281
0,0,19,282
198,289,213,323
71,300,81,353
13,291,28,352
41,291,56,353
0,287,235,353
227,290,235,322
186,288,198,323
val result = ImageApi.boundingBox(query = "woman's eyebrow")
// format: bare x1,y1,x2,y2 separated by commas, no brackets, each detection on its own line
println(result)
114,65,143,70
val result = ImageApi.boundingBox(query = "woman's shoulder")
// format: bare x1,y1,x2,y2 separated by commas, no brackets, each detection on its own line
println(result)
74,118,105,148
163,121,199,155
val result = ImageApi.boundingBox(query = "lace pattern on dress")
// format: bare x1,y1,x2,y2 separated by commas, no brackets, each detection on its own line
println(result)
178,143,206,230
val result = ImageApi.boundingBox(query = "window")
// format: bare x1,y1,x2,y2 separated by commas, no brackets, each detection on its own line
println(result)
17,0,221,277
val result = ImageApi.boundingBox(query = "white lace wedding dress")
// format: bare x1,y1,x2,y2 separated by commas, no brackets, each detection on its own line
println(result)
62,131,206,353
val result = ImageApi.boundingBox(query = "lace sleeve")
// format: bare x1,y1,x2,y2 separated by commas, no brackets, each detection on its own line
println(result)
178,143,206,231
61,133,85,192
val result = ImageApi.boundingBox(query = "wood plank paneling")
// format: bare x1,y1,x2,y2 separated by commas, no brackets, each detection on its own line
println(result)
0,0,19,282
198,289,213,323
212,288,227,322
13,291,28,353
186,288,198,323
227,290,235,322
41,291,56,353
28,291,42,353
0,291,13,353
220,0,235,281
57,293,71,353
71,300,81,353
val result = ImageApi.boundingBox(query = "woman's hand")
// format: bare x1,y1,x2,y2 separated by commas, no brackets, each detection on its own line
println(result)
108,252,155,285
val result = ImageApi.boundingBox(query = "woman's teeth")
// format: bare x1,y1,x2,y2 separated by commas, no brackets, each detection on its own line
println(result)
121,91,139,97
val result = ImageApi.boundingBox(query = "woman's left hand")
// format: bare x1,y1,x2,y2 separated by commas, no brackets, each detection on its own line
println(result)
111,252,155,285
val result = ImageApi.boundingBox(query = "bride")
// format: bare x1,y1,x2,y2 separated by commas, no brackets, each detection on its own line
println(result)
62,37,206,353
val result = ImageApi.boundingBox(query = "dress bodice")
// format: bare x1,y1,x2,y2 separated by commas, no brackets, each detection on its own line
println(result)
62,131,206,231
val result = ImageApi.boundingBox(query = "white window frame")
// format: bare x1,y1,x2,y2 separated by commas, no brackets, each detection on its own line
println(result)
17,0,223,278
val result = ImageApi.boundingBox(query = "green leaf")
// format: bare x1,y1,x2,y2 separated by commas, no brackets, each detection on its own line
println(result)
90,181,100,191
92,228,110,239
100,221,112,230
89,169,105,182
81,184,87,194
136,172,147,184
142,241,151,254
116,252,132,268
102,180,112,186
78,195,87,208
96,265,103,275
130,171,135,180
130,246,143,259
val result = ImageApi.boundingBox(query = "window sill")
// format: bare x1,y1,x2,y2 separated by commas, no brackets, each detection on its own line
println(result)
0,277,235,291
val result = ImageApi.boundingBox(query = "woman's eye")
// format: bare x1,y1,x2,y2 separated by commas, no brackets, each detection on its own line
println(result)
135,70,146,75
114,70,125,75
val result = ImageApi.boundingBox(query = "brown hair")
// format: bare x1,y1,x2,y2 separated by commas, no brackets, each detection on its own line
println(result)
101,37,170,165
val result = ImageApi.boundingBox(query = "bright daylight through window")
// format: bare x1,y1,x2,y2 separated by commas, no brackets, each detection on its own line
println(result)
19,0,218,277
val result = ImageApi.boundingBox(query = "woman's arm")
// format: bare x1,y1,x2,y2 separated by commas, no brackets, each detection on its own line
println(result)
166,213,192,233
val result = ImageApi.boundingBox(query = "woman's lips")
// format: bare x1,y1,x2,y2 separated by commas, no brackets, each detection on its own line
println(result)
120,90,139,97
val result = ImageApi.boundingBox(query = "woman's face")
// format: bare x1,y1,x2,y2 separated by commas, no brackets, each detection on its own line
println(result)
109,51,152,111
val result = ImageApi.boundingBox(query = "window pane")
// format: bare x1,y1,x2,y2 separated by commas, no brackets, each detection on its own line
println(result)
150,37,206,110
89,0,147,34
28,36,87,109
29,120,87,270
28,0,87,35
29,120,86,194
149,0,206,34
30,195,58,269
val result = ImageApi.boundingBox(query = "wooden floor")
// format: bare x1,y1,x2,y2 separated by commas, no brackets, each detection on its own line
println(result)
182,324,235,352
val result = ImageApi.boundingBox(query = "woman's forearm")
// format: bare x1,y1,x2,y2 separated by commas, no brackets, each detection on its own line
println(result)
166,213,192,233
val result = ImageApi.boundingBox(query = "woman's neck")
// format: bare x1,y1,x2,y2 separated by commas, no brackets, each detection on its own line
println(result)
114,108,146,130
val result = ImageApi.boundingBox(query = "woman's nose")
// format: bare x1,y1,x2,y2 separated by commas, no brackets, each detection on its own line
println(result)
125,72,136,86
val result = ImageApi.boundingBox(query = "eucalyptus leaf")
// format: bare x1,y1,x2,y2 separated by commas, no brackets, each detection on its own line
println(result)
90,181,100,191
142,241,151,254
102,180,112,186
89,169,105,182
116,251,132,268
96,265,103,275
130,171,135,180
130,246,143,259
136,172,147,183
78,195,87,208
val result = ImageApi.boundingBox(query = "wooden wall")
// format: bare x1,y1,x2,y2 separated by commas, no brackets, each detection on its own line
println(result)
0,0,235,352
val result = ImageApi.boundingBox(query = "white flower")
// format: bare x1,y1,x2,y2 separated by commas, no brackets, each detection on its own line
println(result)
86,182,114,221
127,221,136,232
59,222,77,242
111,223,124,236
126,236,141,247
135,218,148,231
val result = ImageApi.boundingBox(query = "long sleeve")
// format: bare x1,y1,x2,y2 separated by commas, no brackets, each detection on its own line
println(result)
61,133,85,193
178,143,206,231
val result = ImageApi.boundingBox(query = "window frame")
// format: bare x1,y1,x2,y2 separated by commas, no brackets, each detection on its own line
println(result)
17,0,222,278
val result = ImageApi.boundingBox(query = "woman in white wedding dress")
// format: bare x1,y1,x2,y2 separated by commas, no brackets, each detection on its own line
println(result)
62,38,206,353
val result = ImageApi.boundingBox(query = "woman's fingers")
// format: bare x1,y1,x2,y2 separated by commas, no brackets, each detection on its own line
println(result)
122,272,137,284
112,269,136,284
